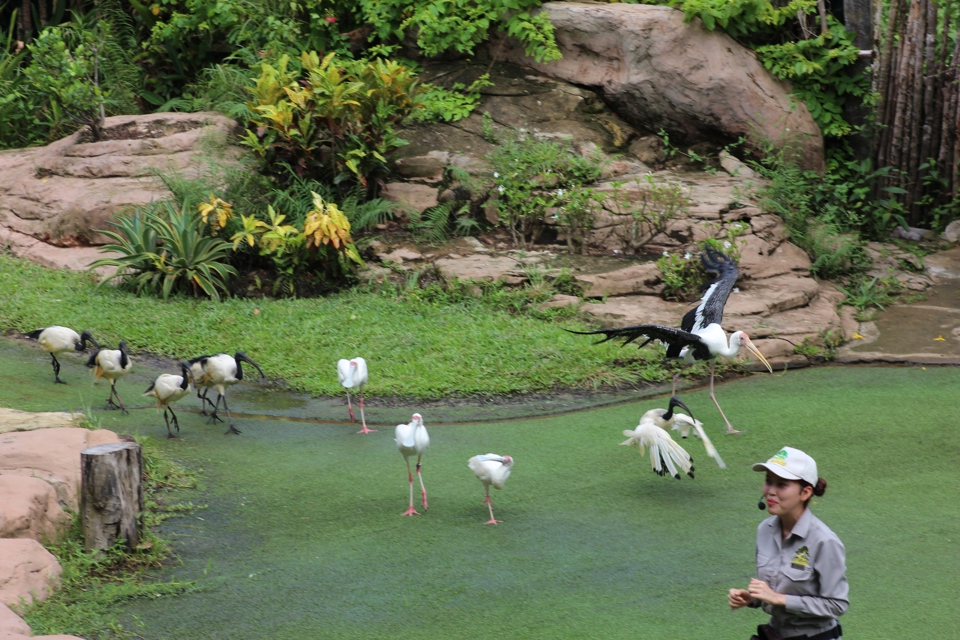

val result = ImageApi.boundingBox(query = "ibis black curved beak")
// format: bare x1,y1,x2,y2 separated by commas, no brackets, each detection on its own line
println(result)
236,352,265,379
665,395,694,422
78,331,99,351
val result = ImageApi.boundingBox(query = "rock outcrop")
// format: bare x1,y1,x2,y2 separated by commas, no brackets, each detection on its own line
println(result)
0,411,116,640
493,2,825,171
0,111,241,251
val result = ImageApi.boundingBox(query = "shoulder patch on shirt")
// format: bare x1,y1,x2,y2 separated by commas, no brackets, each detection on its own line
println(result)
791,545,809,569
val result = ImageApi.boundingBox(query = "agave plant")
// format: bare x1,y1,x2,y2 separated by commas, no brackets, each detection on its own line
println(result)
91,200,237,301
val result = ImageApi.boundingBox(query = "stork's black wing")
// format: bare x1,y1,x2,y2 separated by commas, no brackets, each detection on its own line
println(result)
566,324,711,360
688,246,738,333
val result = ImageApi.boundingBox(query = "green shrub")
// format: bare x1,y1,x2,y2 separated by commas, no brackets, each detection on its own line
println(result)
241,52,421,195
606,174,690,254
91,200,237,300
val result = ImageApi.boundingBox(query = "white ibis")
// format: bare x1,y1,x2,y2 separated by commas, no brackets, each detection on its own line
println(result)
467,453,514,525
645,396,725,469
86,340,133,413
337,357,374,434
25,326,97,384
195,352,265,434
570,247,772,434
621,412,695,480
395,413,429,516
144,362,193,438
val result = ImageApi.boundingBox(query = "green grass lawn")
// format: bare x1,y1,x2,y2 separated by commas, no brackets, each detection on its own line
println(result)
0,254,671,398
4,338,957,639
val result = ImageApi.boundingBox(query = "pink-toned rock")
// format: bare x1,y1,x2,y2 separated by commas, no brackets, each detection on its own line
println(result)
581,294,686,327
738,236,811,280
840,306,861,342
0,408,79,435
0,228,118,275
748,214,789,245
726,276,821,317
381,182,439,214
0,112,240,246
0,428,121,509
575,262,663,298
0,603,31,637
0,539,61,608
0,476,68,542
495,3,824,170
379,248,423,264
539,294,580,309
434,254,523,282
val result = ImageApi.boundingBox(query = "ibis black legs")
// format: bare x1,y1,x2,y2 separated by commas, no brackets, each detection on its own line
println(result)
51,354,66,384
164,407,181,438
105,380,128,414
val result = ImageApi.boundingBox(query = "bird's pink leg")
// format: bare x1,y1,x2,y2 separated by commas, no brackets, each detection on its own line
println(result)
356,389,377,434
402,459,419,516
416,457,428,510
709,361,741,434
671,371,681,395
483,488,501,525
346,389,355,422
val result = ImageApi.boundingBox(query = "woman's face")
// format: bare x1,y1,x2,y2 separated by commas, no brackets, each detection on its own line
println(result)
762,471,813,517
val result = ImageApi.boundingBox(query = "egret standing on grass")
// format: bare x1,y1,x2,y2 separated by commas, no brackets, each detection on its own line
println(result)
569,247,772,434
25,326,97,384
338,357,374,434
144,362,193,438
87,340,133,413
468,453,514,525
196,352,265,435
395,413,429,516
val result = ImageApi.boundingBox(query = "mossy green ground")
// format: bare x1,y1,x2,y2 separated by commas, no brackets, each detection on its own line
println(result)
3,336,957,639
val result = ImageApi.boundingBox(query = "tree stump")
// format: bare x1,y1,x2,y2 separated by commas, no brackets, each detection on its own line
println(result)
80,442,144,551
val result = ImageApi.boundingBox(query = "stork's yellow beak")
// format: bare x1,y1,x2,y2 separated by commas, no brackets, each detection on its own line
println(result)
744,337,773,373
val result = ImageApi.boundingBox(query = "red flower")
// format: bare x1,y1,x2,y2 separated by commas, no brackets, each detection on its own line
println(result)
324,16,337,23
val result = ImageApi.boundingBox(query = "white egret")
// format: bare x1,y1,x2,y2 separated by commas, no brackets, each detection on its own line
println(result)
86,340,133,413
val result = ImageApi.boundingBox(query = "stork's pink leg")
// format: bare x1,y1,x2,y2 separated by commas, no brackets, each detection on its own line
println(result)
483,488,501,525
671,371,681,395
346,390,355,421
709,361,741,434
356,390,377,434
416,457,428,510
402,459,419,516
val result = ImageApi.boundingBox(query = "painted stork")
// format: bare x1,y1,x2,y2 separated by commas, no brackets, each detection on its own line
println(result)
337,357,374,434
195,352,265,434
621,410,695,480
395,413,429,516
468,453,514,525
144,362,193,438
86,340,133,413
25,326,97,384
643,396,725,469
570,247,772,434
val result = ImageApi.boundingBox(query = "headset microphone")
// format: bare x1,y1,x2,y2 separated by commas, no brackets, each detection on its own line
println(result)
758,496,766,510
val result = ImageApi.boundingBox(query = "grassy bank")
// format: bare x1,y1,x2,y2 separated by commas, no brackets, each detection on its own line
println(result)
0,254,681,398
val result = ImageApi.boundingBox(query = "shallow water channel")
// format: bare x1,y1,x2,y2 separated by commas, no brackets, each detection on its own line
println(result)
3,339,957,639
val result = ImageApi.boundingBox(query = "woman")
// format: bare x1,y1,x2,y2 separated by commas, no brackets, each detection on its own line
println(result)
728,447,848,640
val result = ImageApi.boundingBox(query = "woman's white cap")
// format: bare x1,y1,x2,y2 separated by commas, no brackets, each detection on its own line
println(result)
752,447,818,486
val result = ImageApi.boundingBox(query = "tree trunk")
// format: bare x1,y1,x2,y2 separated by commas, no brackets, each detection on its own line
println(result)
80,442,144,551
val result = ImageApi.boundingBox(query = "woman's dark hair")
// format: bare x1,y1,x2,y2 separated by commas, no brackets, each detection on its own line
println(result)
801,477,828,503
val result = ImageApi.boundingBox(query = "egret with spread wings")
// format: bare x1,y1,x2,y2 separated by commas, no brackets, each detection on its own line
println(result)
570,247,772,434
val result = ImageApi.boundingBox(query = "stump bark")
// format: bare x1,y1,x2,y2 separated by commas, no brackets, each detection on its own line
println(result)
80,442,144,551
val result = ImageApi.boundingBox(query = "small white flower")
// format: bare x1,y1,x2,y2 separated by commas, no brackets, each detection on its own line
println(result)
733,287,740,293
723,241,731,249
556,188,564,197
498,185,504,194
550,214,559,220
683,252,691,260
493,172,499,178
662,251,670,257
613,249,621,254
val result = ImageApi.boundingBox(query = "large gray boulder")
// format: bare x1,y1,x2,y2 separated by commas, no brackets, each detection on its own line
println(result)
494,2,824,171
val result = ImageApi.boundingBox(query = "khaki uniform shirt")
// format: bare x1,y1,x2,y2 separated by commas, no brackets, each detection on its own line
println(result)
754,508,849,638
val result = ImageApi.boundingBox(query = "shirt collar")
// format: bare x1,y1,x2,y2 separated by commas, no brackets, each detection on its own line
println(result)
790,507,814,540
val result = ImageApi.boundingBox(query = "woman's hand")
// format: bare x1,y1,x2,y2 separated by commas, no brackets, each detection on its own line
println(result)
728,588,753,609
748,578,787,607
